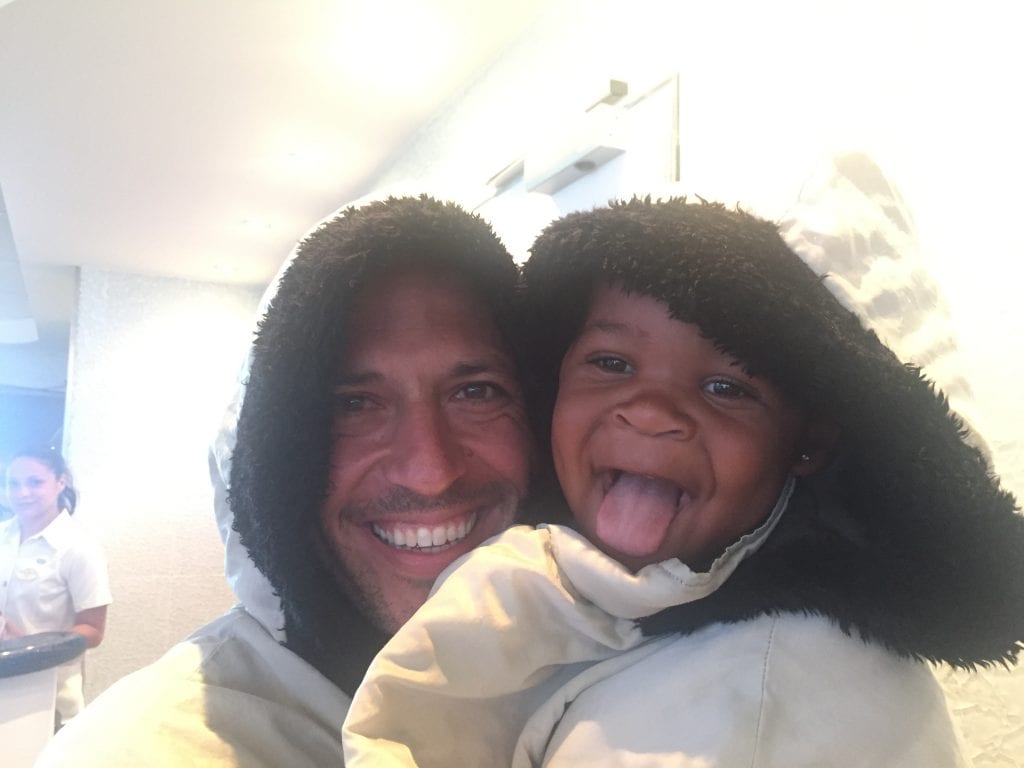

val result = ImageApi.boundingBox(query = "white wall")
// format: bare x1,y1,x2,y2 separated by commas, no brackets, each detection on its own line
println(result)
380,0,1024,497
65,266,262,699
374,1,1024,763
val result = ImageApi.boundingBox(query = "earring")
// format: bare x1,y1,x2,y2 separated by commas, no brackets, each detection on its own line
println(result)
799,453,811,463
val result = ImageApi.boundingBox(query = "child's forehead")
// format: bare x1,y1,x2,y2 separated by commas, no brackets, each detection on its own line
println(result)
582,280,681,329
586,278,659,305
581,281,704,341
578,278,762,373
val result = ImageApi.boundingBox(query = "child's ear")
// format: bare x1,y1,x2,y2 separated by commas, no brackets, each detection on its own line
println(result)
792,416,841,477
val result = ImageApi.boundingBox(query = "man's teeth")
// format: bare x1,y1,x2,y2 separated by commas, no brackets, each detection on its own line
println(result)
372,512,477,551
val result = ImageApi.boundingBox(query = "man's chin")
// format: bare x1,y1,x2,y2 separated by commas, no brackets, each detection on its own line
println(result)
327,493,519,632
356,582,434,637
354,533,508,633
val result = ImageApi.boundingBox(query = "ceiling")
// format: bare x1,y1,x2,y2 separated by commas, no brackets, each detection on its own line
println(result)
0,0,549,341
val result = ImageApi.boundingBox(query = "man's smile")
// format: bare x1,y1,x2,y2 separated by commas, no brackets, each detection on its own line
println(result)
370,511,478,552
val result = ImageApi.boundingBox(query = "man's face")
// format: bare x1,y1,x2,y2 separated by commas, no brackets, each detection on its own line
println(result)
320,270,531,633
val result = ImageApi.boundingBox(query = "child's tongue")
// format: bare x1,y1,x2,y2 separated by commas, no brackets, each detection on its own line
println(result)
595,473,681,558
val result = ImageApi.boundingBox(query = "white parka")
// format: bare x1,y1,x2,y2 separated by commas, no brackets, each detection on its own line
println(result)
342,487,969,768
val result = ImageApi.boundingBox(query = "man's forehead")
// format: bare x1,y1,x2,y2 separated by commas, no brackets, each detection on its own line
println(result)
337,268,515,378
335,354,515,386
351,268,493,318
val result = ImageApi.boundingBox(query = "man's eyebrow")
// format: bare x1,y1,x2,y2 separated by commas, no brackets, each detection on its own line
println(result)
451,357,515,378
333,357,515,386
333,371,383,387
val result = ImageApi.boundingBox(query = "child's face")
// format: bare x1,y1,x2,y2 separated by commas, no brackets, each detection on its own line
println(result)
551,283,813,572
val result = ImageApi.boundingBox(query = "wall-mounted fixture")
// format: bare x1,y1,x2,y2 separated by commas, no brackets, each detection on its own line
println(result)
521,79,629,195
0,184,39,345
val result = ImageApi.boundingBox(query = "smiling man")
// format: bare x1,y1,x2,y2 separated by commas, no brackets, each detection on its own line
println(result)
230,199,535,696
38,196,537,766
319,268,529,638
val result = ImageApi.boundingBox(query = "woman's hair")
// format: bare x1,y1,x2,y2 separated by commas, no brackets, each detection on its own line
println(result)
8,445,78,514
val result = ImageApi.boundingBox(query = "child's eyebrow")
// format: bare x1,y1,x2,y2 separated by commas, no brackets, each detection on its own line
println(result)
579,318,649,339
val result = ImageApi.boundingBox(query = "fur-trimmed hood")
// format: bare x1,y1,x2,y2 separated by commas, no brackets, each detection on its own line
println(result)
212,195,523,690
522,196,1024,668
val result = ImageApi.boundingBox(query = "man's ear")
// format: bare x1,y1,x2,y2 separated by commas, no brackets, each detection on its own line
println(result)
792,416,841,477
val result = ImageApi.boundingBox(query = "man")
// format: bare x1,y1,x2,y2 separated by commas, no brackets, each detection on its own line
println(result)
37,195,538,766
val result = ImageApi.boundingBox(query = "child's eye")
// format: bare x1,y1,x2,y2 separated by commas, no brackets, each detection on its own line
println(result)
588,355,633,374
703,378,751,399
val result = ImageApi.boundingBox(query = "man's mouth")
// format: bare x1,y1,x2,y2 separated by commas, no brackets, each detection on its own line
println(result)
371,512,478,553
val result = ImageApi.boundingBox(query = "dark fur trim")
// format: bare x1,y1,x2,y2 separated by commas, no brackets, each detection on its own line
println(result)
228,195,524,689
523,197,1024,667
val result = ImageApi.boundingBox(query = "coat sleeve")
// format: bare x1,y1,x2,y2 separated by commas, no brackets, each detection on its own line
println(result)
538,614,969,768
749,615,969,768
342,526,642,768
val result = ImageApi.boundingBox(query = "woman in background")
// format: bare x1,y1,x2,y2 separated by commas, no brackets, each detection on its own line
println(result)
1,446,112,727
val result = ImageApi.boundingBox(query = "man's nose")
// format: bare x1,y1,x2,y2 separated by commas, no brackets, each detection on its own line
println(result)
614,387,696,440
383,402,467,495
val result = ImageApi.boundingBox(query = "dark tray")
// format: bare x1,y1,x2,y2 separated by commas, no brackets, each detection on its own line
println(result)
0,631,87,678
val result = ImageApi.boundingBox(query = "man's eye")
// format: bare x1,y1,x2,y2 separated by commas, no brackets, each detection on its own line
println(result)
334,394,370,413
456,382,503,401
588,355,632,374
703,378,750,399
331,393,387,437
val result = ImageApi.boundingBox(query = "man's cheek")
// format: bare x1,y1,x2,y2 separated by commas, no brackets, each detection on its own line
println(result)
500,431,534,492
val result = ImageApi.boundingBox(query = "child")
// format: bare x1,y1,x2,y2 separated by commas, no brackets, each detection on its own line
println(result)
342,199,1024,767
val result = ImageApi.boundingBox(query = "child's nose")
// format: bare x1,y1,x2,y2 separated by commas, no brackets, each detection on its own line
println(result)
614,389,695,440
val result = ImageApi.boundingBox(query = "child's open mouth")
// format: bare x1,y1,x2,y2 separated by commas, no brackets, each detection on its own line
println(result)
596,470,691,558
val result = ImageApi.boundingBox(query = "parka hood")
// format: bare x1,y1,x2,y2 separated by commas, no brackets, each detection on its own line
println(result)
209,209,327,643
208,194,521,685
522,186,1023,668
